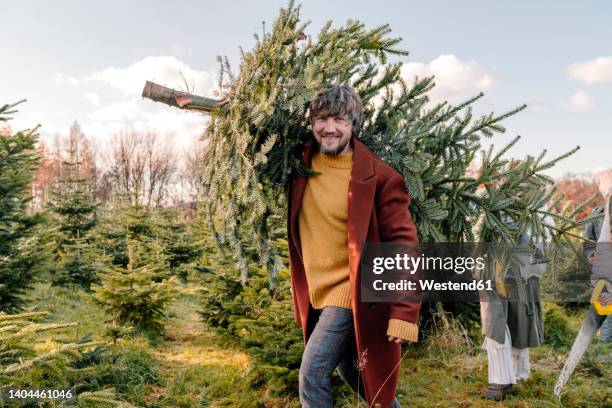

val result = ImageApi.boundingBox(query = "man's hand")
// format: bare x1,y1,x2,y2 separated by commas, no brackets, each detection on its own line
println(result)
599,291,612,306
388,335,408,344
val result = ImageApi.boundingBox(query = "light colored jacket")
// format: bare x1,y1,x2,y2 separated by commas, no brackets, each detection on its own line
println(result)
591,198,612,282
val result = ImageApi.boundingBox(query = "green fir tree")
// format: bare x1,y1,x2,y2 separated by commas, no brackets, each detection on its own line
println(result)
92,206,177,335
0,101,43,311
0,311,135,407
156,208,202,281
94,207,130,268
195,208,303,393
47,122,99,290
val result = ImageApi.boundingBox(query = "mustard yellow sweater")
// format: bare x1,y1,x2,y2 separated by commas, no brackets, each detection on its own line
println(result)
298,151,418,342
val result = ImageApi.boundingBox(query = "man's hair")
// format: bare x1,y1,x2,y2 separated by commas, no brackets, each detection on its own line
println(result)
309,84,364,137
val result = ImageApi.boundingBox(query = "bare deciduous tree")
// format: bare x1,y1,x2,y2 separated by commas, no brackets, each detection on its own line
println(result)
0,123,11,136
178,141,206,204
555,173,604,220
105,129,177,207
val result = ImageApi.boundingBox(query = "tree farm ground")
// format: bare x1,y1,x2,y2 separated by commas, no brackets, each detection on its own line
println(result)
25,282,610,408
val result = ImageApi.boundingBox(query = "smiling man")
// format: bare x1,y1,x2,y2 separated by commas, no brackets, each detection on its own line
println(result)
287,84,421,408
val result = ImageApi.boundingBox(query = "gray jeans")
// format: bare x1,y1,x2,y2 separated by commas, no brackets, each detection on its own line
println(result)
299,306,402,408
600,316,612,342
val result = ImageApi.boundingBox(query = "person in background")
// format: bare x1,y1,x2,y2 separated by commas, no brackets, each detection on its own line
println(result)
481,222,551,400
478,189,552,401
585,169,612,340
583,205,612,342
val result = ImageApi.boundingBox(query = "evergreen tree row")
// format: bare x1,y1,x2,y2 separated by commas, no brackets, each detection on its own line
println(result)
0,310,137,407
0,101,43,311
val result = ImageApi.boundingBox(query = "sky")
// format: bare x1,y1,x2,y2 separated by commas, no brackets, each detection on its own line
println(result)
2,0,611,178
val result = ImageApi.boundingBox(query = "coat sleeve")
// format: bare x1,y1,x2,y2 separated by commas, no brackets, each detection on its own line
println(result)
583,206,602,259
286,175,302,327
376,173,422,342
592,198,612,282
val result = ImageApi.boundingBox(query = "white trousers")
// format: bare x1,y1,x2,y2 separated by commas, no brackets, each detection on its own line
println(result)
482,325,530,384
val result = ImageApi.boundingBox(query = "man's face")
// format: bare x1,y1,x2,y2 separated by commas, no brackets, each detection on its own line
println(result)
312,112,353,156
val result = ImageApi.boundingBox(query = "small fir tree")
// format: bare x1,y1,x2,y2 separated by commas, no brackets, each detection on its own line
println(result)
94,207,130,268
92,206,177,335
156,208,202,281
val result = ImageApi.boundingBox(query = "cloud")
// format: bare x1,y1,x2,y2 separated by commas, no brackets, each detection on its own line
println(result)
27,112,45,123
139,108,206,149
84,98,206,151
54,73,80,85
88,99,141,121
367,54,493,110
564,90,594,112
84,92,100,106
400,54,493,103
75,56,218,154
36,57,214,159
86,56,217,97
567,56,612,84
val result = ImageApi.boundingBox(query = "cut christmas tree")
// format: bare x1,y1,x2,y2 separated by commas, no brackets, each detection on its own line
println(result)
143,1,595,285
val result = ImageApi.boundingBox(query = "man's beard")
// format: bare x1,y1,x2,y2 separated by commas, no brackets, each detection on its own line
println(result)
317,136,350,156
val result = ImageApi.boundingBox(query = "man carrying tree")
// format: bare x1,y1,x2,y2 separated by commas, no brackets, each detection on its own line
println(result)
287,84,421,408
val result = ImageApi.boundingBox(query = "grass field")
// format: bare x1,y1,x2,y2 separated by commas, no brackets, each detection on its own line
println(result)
24,282,610,408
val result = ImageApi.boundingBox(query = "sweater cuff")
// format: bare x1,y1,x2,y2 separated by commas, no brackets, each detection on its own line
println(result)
386,318,419,343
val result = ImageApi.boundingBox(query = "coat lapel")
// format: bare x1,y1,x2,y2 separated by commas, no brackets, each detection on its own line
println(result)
290,138,315,256
347,139,377,288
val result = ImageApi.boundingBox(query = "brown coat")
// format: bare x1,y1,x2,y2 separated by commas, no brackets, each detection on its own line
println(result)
287,137,421,408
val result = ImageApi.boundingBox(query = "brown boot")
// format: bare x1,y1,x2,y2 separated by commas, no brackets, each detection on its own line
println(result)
483,383,514,400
